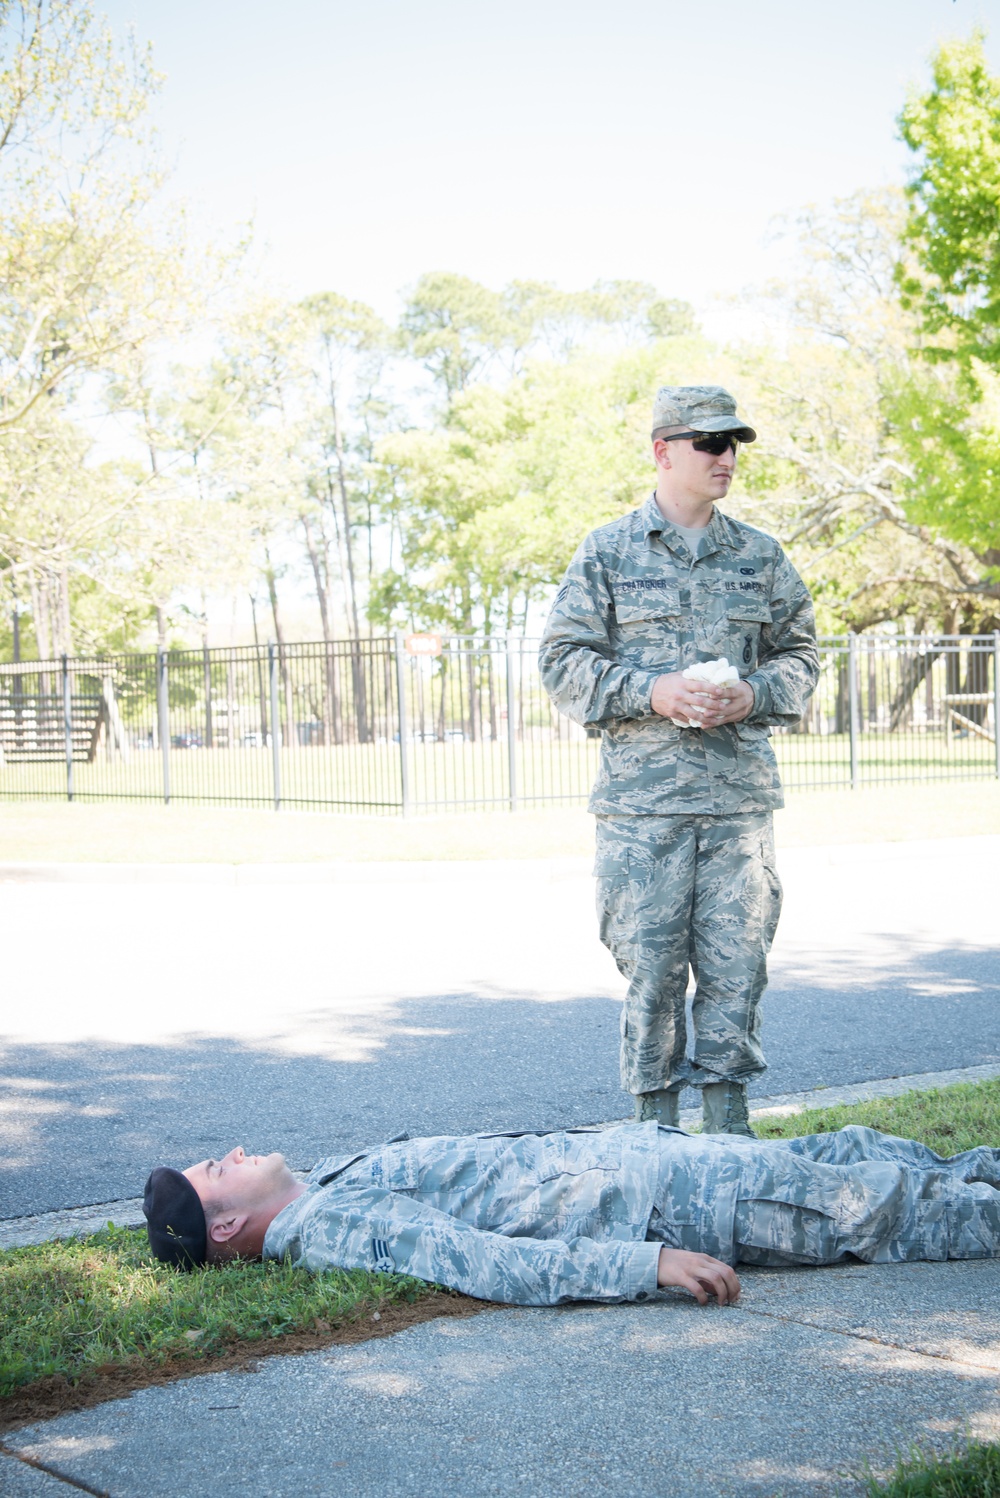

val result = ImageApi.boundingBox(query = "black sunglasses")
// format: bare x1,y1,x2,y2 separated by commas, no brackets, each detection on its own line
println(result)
658,431,741,456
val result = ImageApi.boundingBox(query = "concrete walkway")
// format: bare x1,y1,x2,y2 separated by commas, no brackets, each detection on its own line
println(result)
4,1259,999,1496
2,835,999,1495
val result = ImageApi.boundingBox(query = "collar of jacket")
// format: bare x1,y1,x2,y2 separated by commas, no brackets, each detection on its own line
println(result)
640,492,740,556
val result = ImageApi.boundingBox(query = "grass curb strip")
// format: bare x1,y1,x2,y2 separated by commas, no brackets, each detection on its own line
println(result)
3,1077,999,1437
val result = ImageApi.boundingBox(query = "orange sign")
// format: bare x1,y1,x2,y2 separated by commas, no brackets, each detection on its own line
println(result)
404,632,443,657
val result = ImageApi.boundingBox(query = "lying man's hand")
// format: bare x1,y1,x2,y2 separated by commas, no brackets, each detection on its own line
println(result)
651,672,754,729
656,1247,741,1305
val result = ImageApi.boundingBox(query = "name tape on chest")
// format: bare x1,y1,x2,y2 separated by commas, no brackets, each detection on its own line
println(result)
615,578,673,593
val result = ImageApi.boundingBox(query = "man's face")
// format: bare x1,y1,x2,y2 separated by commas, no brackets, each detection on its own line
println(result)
653,435,737,501
183,1146,298,1214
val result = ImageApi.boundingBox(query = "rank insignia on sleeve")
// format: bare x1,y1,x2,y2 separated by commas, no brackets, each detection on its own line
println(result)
372,1237,395,1273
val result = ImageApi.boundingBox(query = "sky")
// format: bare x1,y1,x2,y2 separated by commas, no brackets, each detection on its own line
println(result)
100,0,1000,332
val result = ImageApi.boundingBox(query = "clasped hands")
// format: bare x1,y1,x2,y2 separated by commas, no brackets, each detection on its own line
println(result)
651,671,754,729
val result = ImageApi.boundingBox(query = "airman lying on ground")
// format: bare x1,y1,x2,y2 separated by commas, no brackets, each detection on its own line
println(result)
144,1121,1000,1307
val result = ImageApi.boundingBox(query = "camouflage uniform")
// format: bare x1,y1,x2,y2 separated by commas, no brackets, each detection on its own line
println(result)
262,1124,1000,1305
538,492,818,1097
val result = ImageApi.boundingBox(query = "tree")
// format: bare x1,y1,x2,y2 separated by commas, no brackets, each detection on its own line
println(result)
300,292,392,644
898,29,1000,371
0,0,215,654
369,332,718,636
733,191,999,635
0,1,181,431
893,31,1000,591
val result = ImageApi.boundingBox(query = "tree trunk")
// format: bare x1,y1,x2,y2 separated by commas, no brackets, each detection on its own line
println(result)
249,594,269,747
265,556,296,753
57,561,73,658
961,642,990,726
302,514,332,641
835,654,849,735
301,513,342,744
29,568,51,660
329,385,362,644
28,568,52,694
888,648,942,731
327,389,369,744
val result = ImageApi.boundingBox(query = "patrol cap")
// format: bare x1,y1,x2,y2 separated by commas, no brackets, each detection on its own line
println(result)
652,385,756,442
143,1166,207,1269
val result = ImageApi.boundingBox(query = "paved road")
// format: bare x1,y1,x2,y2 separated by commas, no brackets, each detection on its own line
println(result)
1,835,998,1219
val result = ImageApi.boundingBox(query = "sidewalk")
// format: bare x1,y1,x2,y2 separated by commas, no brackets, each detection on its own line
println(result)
4,1257,999,1496
4,1058,1000,1496
2,836,999,1494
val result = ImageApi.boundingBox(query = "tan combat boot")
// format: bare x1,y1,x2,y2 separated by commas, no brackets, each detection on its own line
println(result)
633,1088,682,1127
701,1080,756,1137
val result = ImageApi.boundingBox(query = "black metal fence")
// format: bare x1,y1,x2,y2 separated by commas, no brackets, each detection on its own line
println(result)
0,632,997,813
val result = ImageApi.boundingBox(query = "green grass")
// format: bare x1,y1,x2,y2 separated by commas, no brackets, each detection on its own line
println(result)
1,778,999,863
1,728,995,816
865,1440,1000,1496
754,1078,1000,1156
0,1222,432,1399
3,1079,999,1410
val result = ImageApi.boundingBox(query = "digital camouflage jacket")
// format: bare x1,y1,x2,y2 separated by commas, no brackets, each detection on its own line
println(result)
538,495,819,814
263,1125,1000,1301
263,1123,746,1306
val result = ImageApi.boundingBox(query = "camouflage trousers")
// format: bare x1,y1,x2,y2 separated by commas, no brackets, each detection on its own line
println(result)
648,1126,1000,1265
594,812,782,1096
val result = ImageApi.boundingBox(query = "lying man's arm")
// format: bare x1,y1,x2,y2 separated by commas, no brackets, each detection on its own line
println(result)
268,1187,739,1306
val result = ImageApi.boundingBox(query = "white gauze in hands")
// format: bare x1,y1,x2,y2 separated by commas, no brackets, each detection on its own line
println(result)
670,657,741,728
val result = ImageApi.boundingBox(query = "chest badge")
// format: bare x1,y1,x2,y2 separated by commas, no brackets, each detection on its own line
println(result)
743,634,754,664
739,567,756,576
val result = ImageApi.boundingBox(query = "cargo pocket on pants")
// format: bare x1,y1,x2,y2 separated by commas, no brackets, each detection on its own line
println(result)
759,825,782,957
594,846,636,979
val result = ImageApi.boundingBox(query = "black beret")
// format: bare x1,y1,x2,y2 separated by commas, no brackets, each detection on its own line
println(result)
143,1167,207,1269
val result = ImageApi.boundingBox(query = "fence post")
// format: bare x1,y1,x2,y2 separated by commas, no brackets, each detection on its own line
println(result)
394,631,411,816
269,642,282,810
994,631,1000,781
156,650,171,804
848,632,860,789
506,635,519,812
62,654,73,802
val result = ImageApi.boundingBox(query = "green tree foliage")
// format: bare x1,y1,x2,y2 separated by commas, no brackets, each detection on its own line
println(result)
370,335,721,635
300,292,393,641
898,29,1000,370
892,361,1000,564
0,0,180,430
4,3,999,659
0,0,208,654
732,190,999,634
399,272,698,405
894,30,1000,585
